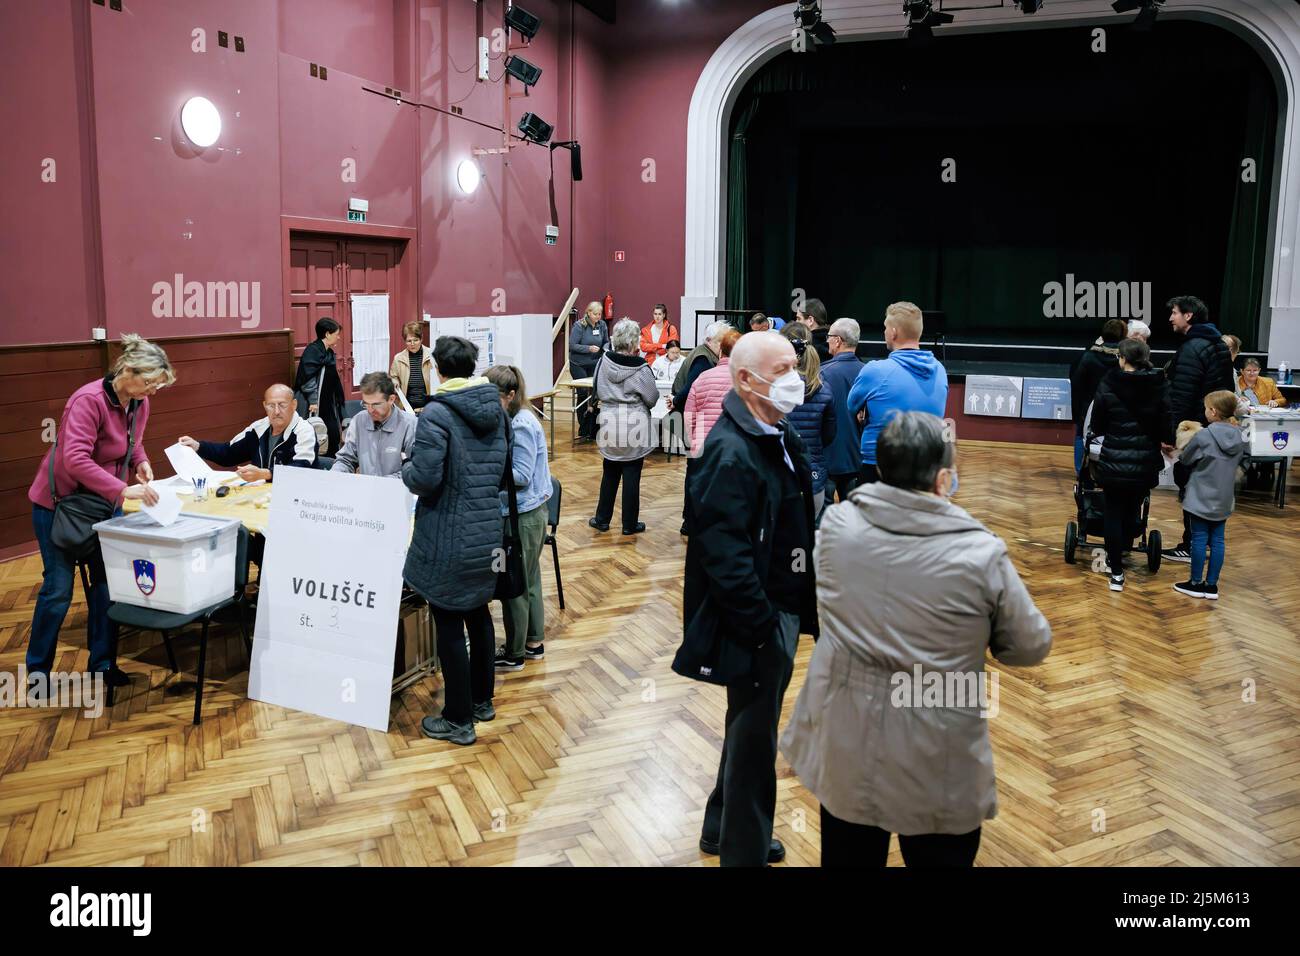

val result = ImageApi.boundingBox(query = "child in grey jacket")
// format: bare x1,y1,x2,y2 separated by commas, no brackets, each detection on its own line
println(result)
1173,390,1246,600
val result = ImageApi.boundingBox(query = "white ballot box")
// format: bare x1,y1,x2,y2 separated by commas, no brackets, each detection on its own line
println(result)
93,512,240,614
1245,409,1300,457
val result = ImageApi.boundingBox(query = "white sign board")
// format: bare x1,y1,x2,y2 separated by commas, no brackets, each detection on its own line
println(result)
965,375,1023,418
428,314,556,397
248,467,409,731
350,294,390,387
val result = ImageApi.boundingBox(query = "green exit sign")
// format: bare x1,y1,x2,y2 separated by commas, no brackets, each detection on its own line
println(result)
347,210,367,223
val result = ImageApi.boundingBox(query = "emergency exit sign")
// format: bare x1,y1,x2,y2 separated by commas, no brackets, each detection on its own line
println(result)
348,210,367,223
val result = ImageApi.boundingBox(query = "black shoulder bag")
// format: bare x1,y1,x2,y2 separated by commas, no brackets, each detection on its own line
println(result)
48,402,137,560
493,413,527,601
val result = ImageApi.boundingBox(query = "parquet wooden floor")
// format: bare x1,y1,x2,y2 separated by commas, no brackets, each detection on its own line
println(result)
2,426,1298,866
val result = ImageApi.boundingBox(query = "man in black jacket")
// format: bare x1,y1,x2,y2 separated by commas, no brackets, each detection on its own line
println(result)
1161,295,1235,562
672,331,819,866
1070,319,1127,474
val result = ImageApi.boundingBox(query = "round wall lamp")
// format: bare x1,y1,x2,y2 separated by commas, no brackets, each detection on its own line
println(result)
455,159,482,194
180,96,221,148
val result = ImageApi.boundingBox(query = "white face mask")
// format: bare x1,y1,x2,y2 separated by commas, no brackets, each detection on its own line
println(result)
748,368,805,415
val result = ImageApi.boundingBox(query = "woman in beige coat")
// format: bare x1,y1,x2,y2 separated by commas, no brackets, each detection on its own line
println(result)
390,321,434,414
780,412,1052,867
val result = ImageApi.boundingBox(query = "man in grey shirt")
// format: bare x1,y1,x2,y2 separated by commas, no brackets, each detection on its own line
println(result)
331,372,417,478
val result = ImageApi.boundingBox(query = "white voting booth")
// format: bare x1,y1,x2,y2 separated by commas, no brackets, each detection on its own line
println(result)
249,467,410,732
426,314,556,396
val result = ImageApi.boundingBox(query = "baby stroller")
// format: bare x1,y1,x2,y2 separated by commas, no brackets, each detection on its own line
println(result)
1063,426,1162,572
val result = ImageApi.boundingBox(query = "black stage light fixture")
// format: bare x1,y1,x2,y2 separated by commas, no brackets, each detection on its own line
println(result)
904,0,953,42
519,112,554,145
1113,0,1163,29
505,55,543,88
505,5,541,41
1017,0,1043,13
794,1,837,46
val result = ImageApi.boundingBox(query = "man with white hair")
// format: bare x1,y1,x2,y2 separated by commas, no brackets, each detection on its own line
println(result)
1127,320,1151,342
822,317,865,501
673,331,819,866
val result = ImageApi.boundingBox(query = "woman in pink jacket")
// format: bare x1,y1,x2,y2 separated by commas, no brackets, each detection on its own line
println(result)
683,329,741,457
26,334,174,689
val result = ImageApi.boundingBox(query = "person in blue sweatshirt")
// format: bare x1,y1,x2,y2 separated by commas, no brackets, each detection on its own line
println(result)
846,302,949,484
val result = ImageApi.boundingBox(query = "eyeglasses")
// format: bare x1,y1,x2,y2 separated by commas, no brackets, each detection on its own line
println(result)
264,402,293,411
362,400,390,411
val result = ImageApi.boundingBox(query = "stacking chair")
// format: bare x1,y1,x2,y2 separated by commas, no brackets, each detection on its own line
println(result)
106,525,253,724
545,476,564,609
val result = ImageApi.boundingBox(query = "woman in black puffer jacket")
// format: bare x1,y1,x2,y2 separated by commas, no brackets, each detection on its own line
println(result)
1088,338,1173,591
783,326,837,521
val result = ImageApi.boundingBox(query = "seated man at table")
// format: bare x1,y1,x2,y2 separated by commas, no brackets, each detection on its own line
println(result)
332,372,417,478
178,383,317,481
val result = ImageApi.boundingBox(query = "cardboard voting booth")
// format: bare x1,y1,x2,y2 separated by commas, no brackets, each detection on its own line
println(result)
94,512,240,614
248,467,409,731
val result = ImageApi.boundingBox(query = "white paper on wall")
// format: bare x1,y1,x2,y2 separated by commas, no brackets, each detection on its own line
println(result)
350,294,390,386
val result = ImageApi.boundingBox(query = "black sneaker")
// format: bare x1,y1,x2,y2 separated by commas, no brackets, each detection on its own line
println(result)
1108,572,1125,592
699,836,785,864
420,715,476,745
494,651,524,672
1201,584,1219,601
524,643,545,660
473,701,496,722
1162,546,1191,563
1173,580,1206,598
588,517,610,532
622,522,646,535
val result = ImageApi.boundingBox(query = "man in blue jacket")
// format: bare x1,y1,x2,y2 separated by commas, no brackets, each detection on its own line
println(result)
820,317,864,501
846,302,949,484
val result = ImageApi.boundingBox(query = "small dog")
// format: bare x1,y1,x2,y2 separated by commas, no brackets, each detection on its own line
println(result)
1175,420,1202,451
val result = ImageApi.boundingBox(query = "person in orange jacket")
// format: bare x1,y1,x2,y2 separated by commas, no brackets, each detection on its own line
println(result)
639,303,679,367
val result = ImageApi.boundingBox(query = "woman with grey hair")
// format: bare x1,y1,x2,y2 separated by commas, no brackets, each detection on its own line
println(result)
589,318,660,534
781,411,1052,867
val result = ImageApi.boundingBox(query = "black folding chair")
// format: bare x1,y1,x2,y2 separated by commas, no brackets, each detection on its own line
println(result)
545,476,564,610
106,525,253,724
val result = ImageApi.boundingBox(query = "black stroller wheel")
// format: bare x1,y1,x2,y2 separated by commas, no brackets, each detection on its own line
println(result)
1147,529,1162,572
1064,521,1078,565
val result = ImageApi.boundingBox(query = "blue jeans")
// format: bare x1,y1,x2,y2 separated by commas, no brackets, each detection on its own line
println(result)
27,505,119,675
1188,515,1226,585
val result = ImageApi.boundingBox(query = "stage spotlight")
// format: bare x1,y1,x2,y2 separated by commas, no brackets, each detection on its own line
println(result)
504,4,541,40
794,1,837,46
1112,0,1163,29
1016,0,1043,13
505,55,542,88
518,112,553,145
903,0,954,42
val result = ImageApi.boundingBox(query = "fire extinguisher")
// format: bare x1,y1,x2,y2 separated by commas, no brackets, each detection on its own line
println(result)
603,292,614,320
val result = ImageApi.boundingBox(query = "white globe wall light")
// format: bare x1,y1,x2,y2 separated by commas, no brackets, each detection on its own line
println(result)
180,96,221,148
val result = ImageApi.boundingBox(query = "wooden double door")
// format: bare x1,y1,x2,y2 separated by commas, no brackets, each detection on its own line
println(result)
287,234,407,401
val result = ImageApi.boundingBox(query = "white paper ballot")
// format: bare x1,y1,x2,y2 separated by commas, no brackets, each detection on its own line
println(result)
165,442,211,481
140,488,182,527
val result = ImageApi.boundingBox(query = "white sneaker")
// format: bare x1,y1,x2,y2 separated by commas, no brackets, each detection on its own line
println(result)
1108,572,1125,592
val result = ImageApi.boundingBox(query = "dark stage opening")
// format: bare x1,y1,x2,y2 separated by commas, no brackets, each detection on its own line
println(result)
729,20,1278,353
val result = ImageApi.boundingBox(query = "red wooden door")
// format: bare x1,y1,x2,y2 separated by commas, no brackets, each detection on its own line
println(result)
287,234,402,401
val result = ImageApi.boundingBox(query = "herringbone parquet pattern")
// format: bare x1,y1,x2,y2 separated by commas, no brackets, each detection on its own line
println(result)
2,429,1298,866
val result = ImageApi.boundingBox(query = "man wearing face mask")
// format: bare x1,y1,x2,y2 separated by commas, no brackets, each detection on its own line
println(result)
672,332,819,867
847,302,949,485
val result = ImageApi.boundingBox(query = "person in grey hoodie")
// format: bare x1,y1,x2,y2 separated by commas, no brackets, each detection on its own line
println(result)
402,336,509,746
780,412,1052,867
589,318,660,535
1173,390,1246,601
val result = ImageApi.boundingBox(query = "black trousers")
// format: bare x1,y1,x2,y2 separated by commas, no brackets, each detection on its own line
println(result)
431,604,495,725
858,462,879,485
682,454,697,525
1173,460,1192,548
595,457,644,530
829,473,859,502
576,386,597,439
1101,485,1146,572
702,611,799,866
819,806,981,867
